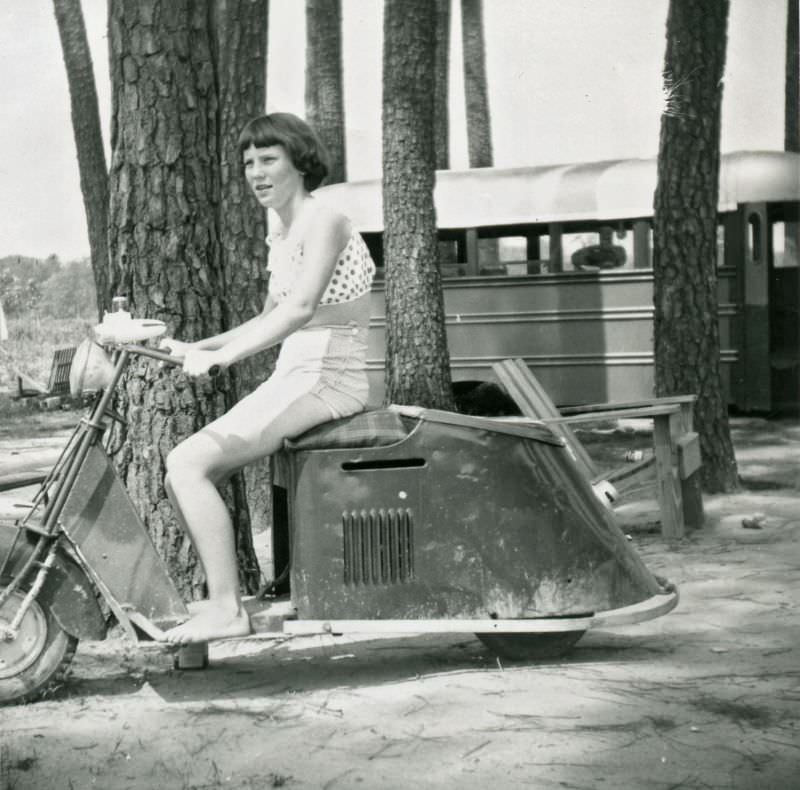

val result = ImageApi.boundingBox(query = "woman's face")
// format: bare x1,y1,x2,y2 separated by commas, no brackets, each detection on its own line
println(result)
243,143,304,210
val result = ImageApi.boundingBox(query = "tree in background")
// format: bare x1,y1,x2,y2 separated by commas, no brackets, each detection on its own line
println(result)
433,0,451,170
786,0,799,153
383,0,453,409
52,0,109,318
652,0,738,492
305,0,346,185
107,0,260,597
212,0,274,542
784,0,799,271
461,0,492,168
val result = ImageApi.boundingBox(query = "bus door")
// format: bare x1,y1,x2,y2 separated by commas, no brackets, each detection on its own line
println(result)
769,203,800,413
740,201,800,413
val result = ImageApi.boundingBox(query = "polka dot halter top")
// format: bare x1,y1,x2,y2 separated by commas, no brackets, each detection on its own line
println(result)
266,227,376,306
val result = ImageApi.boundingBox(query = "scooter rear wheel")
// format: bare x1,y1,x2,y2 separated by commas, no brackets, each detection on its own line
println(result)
476,630,585,661
1,587,78,705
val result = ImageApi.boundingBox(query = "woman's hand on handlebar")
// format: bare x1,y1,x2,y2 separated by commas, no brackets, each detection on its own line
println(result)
159,337,194,361
159,338,224,377
182,348,225,378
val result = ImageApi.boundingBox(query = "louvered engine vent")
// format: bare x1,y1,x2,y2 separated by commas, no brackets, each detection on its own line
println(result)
342,508,415,585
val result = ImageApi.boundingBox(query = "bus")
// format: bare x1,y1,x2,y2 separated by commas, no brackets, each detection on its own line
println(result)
314,150,800,413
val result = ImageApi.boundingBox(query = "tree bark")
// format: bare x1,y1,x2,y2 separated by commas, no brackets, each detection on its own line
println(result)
786,0,799,152
383,0,453,409
52,0,109,318
653,0,738,493
434,0,451,170
461,0,492,168
305,0,346,184
212,0,276,551
107,0,259,597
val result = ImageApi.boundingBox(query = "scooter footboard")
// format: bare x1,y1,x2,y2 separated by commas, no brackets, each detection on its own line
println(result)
281,586,679,636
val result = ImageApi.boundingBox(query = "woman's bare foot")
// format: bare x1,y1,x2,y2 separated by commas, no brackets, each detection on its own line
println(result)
186,600,215,615
163,602,251,645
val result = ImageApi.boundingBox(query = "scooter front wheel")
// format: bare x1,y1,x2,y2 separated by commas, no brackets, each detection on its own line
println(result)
1,586,78,705
476,630,585,661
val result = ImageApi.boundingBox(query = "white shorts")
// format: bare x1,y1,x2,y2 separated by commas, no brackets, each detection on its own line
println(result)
239,321,370,423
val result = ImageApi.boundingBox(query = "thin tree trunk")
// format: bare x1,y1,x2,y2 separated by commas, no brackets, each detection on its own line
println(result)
784,0,799,306
461,0,492,168
786,0,799,152
52,0,109,318
108,0,258,597
383,0,453,409
434,0,451,170
305,0,346,184
653,0,738,493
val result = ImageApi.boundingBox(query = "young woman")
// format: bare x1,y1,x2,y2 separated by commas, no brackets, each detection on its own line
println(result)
160,113,375,644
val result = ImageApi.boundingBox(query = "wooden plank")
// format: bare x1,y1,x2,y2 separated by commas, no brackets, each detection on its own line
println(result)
652,412,684,539
677,432,701,479
541,404,681,425
560,395,696,415
492,359,597,479
0,471,47,493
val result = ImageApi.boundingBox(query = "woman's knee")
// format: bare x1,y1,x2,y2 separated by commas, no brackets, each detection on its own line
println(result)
166,436,216,486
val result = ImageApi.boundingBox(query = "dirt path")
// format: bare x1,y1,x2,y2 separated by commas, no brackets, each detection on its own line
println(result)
1,418,799,790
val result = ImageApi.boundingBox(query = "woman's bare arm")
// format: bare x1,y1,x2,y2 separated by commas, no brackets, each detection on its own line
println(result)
182,209,349,375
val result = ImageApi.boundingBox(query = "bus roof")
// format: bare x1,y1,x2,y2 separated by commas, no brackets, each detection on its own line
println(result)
314,150,800,231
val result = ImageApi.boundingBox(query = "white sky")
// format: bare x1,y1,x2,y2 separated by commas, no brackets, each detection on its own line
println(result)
0,0,787,261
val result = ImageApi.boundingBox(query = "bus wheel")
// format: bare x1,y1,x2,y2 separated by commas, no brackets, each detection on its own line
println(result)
0,587,78,705
476,630,585,661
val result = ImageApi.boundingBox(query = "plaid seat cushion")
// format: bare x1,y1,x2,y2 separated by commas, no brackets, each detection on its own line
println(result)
285,408,412,451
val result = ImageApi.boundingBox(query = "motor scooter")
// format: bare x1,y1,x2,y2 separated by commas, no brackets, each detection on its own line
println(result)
0,310,678,705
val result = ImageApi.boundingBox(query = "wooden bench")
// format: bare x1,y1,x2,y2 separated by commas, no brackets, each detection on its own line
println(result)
492,358,703,539
12,346,76,401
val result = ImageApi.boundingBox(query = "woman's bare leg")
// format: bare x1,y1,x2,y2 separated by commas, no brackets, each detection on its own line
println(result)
162,392,335,644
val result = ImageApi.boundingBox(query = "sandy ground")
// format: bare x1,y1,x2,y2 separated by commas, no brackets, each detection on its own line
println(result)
1,414,798,790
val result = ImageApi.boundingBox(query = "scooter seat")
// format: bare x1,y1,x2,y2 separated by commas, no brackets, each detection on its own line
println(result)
285,408,412,452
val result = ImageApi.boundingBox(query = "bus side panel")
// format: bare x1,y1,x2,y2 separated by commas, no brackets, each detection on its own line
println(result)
368,273,735,408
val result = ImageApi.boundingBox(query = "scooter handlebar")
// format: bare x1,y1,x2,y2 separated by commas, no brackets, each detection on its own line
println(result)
121,344,221,377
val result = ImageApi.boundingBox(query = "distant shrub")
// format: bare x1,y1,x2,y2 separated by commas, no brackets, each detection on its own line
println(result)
38,259,98,319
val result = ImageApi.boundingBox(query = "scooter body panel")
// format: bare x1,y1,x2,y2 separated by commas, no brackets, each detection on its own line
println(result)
59,444,188,628
287,410,662,622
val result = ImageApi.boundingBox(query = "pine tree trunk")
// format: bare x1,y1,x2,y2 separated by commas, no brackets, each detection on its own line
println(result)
461,0,492,168
434,0,451,170
786,0,799,152
305,0,346,184
784,0,799,293
213,0,276,553
107,0,259,597
653,0,738,493
52,0,109,318
383,0,453,409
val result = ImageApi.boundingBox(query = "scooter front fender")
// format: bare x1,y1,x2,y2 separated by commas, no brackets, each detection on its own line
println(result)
1,523,107,641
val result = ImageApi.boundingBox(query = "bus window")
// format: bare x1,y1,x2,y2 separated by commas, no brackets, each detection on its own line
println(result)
716,224,725,267
567,226,629,272
772,221,799,268
497,237,527,262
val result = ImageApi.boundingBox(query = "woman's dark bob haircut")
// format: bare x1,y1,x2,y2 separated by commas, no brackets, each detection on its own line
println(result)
237,113,329,191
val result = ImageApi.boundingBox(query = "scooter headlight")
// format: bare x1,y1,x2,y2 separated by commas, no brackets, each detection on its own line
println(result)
69,338,115,398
